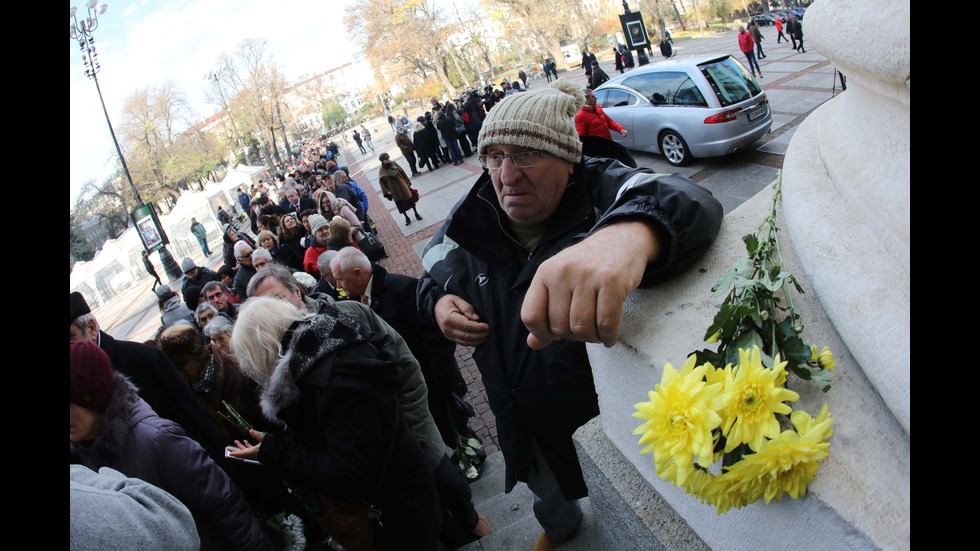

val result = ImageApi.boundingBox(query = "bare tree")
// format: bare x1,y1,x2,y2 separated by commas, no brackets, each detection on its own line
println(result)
345,0,458,97
119,80,222,204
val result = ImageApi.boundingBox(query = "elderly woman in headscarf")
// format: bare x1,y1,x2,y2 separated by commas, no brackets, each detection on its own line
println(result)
70,340,273,551
229,296,440,551
313,188,363,242
378,152,423,226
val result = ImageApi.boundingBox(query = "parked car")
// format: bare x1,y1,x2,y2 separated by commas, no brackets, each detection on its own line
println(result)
593,55,772,166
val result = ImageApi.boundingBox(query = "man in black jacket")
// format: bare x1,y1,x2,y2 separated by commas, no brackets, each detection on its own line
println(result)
418,79,723,550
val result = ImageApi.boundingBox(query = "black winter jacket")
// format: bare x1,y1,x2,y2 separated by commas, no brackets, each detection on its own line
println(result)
257,302,440,550
418,157,723,498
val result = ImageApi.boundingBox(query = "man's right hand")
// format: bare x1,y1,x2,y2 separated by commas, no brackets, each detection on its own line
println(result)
435,294,490,347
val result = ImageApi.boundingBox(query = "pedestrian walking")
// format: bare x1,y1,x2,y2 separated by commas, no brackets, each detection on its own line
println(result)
575,89,628,139
378,152,423,226
362,126,375,153
142,250,161,291
738,25,763,78
519,69,528,89
750,22,767,59
775,16,787,43
787,17,798,50
589,61,610,89
352,130,366,154
791,16,805,53
189,217,211,256
395,126,422,177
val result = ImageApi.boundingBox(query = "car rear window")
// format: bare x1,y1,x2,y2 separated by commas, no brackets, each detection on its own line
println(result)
621,71,707,107
699,57,763,107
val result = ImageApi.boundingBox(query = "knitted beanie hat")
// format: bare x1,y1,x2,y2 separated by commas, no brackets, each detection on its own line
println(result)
181,257,196,273
309,214,328,235
478,78,585,164
70,340,115,413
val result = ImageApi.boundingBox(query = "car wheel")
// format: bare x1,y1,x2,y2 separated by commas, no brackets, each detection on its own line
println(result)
659,130,691,166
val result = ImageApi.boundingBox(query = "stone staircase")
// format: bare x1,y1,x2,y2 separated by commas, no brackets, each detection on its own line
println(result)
456,452,601,551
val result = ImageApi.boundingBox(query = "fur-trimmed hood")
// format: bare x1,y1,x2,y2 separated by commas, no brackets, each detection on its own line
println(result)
259,301,370,421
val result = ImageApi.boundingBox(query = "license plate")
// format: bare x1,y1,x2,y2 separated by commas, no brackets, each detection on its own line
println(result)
747,105,766,121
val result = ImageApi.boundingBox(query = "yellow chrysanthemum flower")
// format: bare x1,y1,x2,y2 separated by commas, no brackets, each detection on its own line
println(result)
719,347,799,452
657,457,717,498
633,355,725,486
817,346,835,371
706,331,721,344
718,403,833,505
702,467,761,514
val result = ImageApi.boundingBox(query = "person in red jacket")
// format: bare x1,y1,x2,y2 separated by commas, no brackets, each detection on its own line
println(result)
738,25,763,78
575,89,629,139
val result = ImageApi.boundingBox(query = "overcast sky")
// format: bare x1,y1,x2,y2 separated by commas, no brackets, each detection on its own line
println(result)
69,0,481,209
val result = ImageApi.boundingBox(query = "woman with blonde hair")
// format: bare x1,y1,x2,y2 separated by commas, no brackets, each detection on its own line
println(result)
230,296,439,551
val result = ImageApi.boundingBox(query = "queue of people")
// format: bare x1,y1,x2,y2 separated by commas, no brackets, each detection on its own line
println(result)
72,78,723,550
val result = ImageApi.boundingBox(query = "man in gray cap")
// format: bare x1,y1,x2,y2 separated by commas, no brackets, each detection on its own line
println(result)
418,79,723,550
180,257,218,299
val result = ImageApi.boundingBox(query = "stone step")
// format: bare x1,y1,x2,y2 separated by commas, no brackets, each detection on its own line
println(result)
456,452,601,551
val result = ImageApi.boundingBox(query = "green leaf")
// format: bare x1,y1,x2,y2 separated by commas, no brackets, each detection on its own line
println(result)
775,317,812,367
692,348,723,367
727,330,764,366
712,257,753,295
743,234,759,255
810,370,834,391
467,438,482,449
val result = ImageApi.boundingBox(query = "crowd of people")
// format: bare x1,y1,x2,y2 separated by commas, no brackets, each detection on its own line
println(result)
72,77,724,551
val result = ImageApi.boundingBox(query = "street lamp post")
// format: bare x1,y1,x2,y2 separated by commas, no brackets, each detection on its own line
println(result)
71,2,183,280
70,1,141,208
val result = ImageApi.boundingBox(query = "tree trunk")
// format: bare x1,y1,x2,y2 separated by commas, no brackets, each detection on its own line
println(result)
433,59,457,98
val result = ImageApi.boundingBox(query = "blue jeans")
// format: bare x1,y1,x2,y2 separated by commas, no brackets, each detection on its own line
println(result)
446,139,463,163
744,51,761,74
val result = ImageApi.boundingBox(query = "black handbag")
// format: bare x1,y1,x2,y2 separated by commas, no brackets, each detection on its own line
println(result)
357,230,387,262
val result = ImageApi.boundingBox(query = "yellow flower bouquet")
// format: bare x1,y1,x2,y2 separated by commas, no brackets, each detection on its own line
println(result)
634,177,834,514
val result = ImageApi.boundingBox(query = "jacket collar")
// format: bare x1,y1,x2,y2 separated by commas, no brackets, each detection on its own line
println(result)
259,301,364,420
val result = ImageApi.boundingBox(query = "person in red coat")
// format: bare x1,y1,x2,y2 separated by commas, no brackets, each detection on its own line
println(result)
738,25,763,78
574,89,628,140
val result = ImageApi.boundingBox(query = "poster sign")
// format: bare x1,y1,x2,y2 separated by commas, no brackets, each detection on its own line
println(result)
620,12,649,49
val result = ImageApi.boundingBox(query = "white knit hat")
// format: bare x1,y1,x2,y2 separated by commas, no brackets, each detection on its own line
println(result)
478,79,585,164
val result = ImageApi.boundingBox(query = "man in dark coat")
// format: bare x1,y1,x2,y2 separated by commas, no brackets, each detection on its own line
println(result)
588,61,609,89
395,126,422,177
330,249,490,547
462,90,485,148
418,80,722,549
180,257,219,297
142,250,161,291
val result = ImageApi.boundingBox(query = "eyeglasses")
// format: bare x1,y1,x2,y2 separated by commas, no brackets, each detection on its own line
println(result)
479,150,546,171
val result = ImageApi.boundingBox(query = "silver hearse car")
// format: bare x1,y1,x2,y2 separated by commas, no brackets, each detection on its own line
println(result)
593,55,772,166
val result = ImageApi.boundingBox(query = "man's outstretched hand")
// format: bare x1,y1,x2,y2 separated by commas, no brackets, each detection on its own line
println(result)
521,221,661,350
